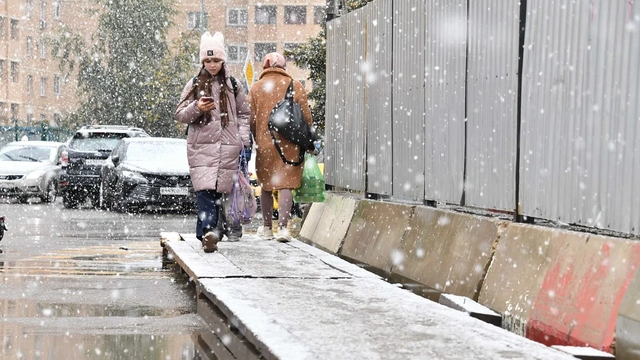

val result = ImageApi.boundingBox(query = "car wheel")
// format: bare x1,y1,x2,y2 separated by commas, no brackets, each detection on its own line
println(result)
90,193,101,209
41,181,57,203
62,193,80,208
114,191,129,213
17,196,29,204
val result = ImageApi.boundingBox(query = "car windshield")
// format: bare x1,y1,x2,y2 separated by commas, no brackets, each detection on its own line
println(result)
0,145,55,162
125,141,187,163
69,132,128,151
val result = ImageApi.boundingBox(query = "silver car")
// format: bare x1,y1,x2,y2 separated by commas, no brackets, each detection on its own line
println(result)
0,141,66,203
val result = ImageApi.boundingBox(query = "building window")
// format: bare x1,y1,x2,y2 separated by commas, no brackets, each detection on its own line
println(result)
254,43,277,63
40,38,46,58
10,104,18,121
10,19,18,40
0,17,6,40
26,0,33,18
54,75,60,95
40,77,46,96
284,43,303,63
227,45,248,63
26,113,33,125
26,37,32,56
39,0,46,29
0,60,5,82
255,6,277,25
227,8,248,26
10,62,18,83
187,11,207,31
53,112,60,126
53,1,60,20
314,6,325,24
284,6,306,25
40,114,46,124
26,75,32,94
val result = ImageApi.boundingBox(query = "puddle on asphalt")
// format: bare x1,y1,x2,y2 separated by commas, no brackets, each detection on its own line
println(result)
2,332,200,359
1,262,209,360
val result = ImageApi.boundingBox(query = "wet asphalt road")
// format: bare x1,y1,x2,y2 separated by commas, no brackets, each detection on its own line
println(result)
0,198,208,359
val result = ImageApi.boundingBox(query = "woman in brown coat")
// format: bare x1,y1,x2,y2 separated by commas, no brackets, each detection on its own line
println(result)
248,52,313,242
175,31,250,252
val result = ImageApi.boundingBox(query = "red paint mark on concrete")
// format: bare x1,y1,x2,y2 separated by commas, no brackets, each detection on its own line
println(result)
526,242,640,352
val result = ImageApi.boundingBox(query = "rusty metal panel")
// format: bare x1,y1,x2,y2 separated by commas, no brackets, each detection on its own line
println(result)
363,0,393,196
392,0,427,201
424,0,467,205
520,0,640,234
465,0,520,210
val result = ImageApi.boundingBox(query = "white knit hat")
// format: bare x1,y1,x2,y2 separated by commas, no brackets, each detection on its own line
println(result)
199,31,226,63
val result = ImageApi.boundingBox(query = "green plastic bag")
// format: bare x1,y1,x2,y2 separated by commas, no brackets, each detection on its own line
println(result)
294,154,325,203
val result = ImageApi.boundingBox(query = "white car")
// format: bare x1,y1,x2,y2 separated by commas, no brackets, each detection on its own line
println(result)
0,141,66,203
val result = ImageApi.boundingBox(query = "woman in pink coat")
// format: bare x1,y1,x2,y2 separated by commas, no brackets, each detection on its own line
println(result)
175,31,250,253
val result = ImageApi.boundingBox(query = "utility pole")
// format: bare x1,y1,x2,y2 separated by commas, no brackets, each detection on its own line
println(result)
326,0,336,21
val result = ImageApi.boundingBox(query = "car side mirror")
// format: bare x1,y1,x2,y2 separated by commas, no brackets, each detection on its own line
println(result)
111,154,120,165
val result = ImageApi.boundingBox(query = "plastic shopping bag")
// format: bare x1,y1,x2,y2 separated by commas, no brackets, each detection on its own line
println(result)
229,161,257,226
293,153,325,203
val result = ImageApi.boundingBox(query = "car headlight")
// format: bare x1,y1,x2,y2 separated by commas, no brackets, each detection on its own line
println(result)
25,169,46,180
122,170,146,181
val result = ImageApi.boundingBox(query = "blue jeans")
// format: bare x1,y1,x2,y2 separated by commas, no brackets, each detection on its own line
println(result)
195,190,223,240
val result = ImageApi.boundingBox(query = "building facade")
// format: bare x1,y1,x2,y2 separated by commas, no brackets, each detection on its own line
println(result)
0,0,324,128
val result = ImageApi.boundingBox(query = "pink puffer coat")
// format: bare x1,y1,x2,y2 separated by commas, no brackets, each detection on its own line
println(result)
175,74,250,193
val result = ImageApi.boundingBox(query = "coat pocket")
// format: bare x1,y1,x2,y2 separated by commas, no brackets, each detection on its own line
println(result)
219,144,241,170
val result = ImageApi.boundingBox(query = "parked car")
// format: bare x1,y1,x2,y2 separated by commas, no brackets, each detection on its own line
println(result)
99,137,195,213
0,141,66,203
0,215,6,242
59,125,149,208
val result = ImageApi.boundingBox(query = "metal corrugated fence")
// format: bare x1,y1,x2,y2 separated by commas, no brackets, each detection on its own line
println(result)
520,0,640,234
424,0,467,204
326,0,640,235
363,0,393,196
465,0,520,210
391,1,427,201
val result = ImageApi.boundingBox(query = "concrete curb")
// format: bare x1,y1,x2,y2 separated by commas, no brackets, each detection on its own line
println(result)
298,193,640,355
338,199,413,273
299,193,357,253
394,205,507,299
163,235,577,360
616,262,640,359
479,223,640,352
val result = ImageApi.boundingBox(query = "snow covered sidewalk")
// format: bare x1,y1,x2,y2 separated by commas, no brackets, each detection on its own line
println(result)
162,233,575,360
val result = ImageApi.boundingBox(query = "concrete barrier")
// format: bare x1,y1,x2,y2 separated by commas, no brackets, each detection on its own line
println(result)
393,206,506,299
479,223,640,352
298,193,357,253
616,266,640,359
338,199,413,273
298,202,324,244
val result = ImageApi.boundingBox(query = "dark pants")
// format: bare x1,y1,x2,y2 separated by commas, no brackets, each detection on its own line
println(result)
195,190,223,240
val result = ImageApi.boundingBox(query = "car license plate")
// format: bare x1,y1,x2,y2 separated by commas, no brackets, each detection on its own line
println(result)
160,187,189,196
85,159,105,166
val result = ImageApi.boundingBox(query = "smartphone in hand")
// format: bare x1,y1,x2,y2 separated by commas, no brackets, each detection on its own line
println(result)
201,96,214,103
